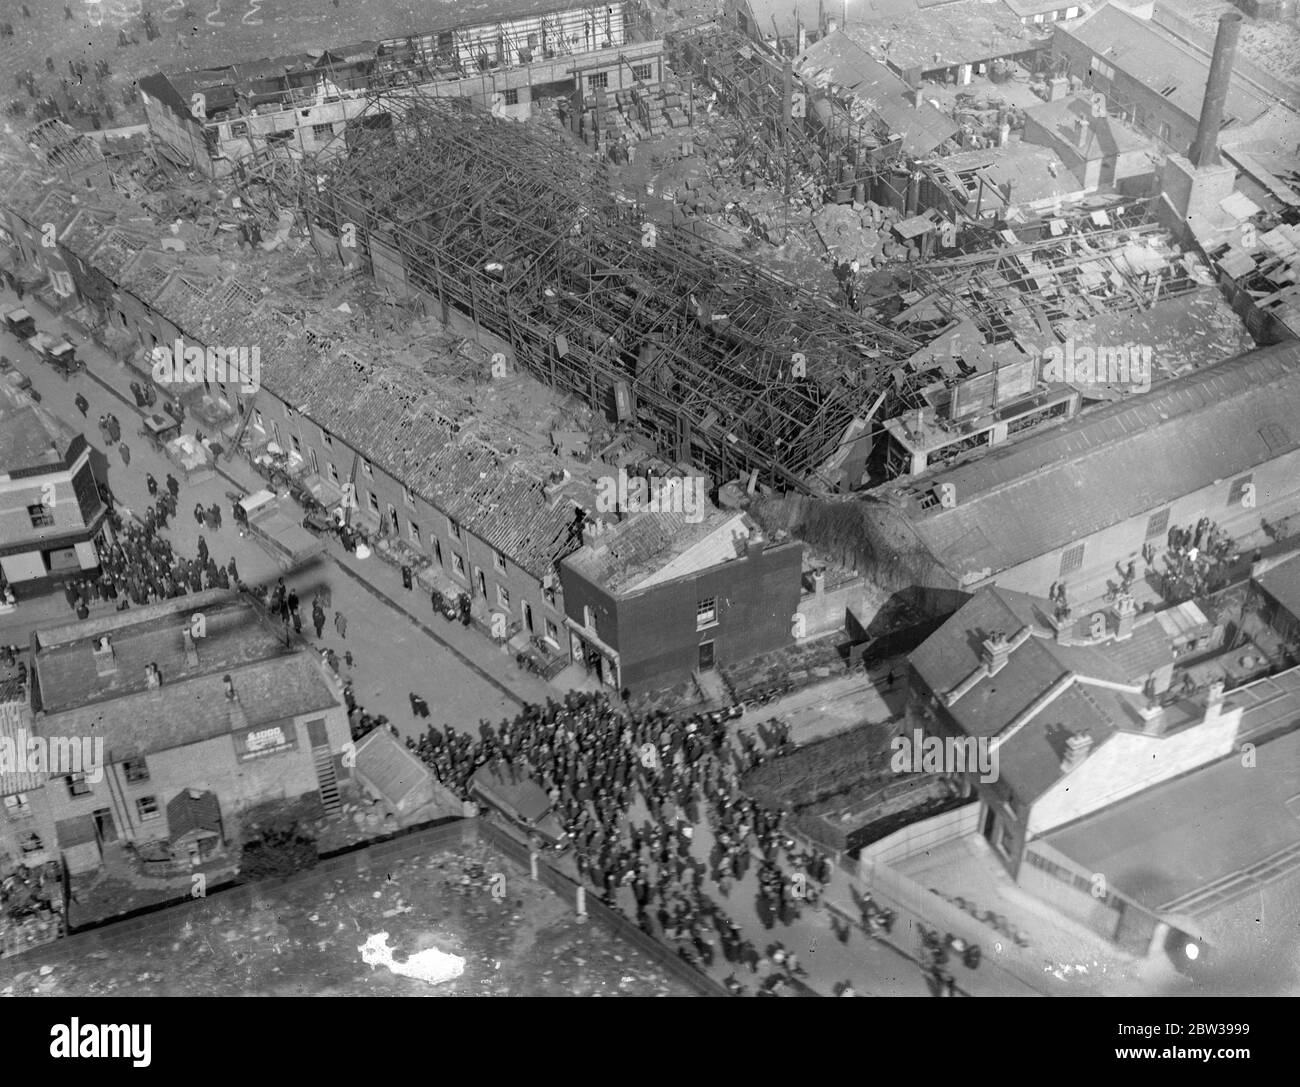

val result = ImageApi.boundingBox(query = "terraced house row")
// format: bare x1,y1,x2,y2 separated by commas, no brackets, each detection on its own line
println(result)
0,162,609,671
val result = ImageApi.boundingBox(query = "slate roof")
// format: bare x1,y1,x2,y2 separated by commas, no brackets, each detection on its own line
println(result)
37,653,339,762
880,343,1300,582
166,789,223,839
1255,552,1300,623
0,380,78,470
34,595,287,715
796,31,960,156
909,586,1187,801
354,727,433,807
1056,4,1272,128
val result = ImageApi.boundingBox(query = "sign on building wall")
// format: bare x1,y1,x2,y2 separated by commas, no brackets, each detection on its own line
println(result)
232,720,299,761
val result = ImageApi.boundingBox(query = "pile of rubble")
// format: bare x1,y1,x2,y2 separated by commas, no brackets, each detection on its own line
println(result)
0,862,64,959
812,200,912,267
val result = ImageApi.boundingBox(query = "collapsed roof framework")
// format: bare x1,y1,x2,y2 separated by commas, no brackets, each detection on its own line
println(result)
666,22,906,199
880,197,1200,344
311,96,922,493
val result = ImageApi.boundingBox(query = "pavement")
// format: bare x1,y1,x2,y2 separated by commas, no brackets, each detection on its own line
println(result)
0,289,555,745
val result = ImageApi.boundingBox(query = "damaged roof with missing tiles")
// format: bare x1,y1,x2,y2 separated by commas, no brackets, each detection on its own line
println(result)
564,508,754,595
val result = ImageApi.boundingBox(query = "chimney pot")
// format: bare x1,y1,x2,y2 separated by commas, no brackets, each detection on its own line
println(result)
1061,729,1093,770
982,630,1012,674
1112,591,1137,640
93,635,117,676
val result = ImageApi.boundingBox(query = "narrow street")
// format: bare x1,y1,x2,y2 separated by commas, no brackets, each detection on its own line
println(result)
0,289,554,742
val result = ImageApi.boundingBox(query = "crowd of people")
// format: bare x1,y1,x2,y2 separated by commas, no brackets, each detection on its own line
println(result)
66,492,238,616
407,690,853,996
1158,517,1241,602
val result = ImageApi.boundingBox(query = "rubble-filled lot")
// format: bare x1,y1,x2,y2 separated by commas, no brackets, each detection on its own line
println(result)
0,841,692,997
1162,0,1300,82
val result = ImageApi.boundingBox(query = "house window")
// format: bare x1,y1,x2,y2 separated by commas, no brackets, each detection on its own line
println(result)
587,72,609,90
497,584,511,609
544,584,558,609
434,539,443,566
321,430,332,448
404,488,416,510
136,795,161,821
632,63,653,82
254,409,264,430
1059,543,1085,576
328,463,340,485
20,833,42,855
28,503,55,528
368,492,380,514
361,460,373,478
452,553,467,578
545,618,560,646
308,447,319,475
476,568,487,597
122,757,149,783
697,596,718,630
503,88,519,106
3,794,31,818
312,122,334,139
1033,12,1044,22
449,518,461,540
408,520,420,545
291,435,302,455
493,551,507,573
524,601,535,633
584,605,596,630
1228,475,1253,507
66,773,92,798
1145,508,1170,539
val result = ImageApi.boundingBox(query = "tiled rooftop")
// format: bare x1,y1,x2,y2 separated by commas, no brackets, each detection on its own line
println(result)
0,380,77,470
34,594,290,715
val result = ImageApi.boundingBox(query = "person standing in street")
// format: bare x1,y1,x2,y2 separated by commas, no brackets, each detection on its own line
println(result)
166,473,179,499
313,603,326,639
74,392,88,417
118,442,130,466
194,502,205,526
334,610,347,639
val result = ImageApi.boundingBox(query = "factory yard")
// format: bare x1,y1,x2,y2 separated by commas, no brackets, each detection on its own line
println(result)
0,836,693,997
